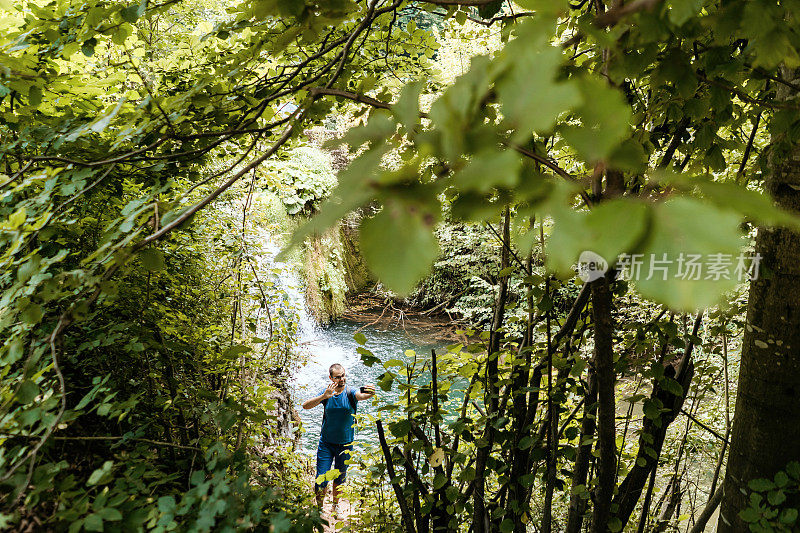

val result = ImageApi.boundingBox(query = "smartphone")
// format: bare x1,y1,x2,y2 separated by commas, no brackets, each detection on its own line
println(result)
360,386,373,393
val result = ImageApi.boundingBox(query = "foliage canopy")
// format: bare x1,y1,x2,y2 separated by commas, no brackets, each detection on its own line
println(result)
3,0,800,529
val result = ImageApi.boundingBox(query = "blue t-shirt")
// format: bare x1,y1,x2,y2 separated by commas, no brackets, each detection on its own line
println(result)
320,386,357,445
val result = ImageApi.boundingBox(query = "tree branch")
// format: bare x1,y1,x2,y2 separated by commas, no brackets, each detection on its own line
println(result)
418,0,498,5
133,107,302,251
0,433,200,451
309,87,591,202
594,0,662,28
562,0,665,48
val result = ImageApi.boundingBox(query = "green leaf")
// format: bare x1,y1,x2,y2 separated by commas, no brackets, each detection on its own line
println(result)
4,338,25,365
696,181,800,231
561,77,631,163
120,4,140,22
496,21,580,141
98,507,123,521
643,398,662,420
158,495,176,514
705,145,726,172
428,55,493,160
82,38,96,57
8,207,26,228
767,490,786,506
390,419,411,438
393,80,423,134
478,0,503,18
750,27,800,69
608,139,647,172
570,357,587,378
499,519,515,533
353,332,367,345
749,478,776,492
660,377,683,396
83,514,104,532
360,199,439,295
668,0,704,26
779,508,798,524
632,197,743,311
138,248,166,271
516,0,569,15
739,506,761,523
28,86,42,107
787,462,800,480
223,344,251,358
287,147,386,254
271,513,292,533
87,461,113,486
454,149,522,192
16,380,40,403
277,0,304,17
90,99,125,133
20,304,43,325
546,197,649,276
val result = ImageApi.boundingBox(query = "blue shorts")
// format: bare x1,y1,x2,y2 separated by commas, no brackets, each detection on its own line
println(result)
315,440,353,489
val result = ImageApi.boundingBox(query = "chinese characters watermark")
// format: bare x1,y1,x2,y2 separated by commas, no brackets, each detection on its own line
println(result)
577,252,762,282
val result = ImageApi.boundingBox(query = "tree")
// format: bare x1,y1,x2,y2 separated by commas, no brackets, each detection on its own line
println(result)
719,68,800,532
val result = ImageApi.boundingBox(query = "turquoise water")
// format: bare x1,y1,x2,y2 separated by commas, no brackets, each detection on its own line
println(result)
291,319,445,454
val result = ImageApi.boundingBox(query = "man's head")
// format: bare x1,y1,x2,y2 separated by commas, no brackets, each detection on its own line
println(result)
329,364,346,388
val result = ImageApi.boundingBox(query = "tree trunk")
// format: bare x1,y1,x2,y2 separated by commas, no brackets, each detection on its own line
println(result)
589,275,616,533
565,368,598,533
718,67,800,532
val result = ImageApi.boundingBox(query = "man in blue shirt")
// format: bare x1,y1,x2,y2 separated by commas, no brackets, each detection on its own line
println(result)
302,363,375,516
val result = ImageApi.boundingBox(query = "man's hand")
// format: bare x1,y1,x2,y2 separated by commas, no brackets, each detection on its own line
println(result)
355,384,376,401
321,382,336,400
302,383,337,409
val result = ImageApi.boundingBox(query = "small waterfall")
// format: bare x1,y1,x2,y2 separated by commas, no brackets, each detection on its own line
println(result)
252,221,446,453
252,230,361,452
253,237,359,390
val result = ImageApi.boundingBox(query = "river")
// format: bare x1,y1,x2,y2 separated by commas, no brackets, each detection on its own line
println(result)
291,319,446,454
252,234,454,454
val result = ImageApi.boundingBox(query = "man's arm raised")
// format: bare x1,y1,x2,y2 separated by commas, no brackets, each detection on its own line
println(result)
354,384,376,401
302,382,336,409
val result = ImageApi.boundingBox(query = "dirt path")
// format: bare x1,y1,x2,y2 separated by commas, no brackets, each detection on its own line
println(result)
321,498,352,532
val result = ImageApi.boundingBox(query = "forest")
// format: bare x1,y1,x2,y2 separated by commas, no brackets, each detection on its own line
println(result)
2,0,800,531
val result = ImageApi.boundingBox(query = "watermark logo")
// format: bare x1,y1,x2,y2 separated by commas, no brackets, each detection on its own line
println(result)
614,252,762,281
575,251,763,282
578,251,609,282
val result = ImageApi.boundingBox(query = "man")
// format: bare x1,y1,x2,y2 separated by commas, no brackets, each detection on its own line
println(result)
302,363,375,517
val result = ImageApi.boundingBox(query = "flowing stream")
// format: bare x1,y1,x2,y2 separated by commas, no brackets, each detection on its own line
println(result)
291,319,444,454
255,230,448,455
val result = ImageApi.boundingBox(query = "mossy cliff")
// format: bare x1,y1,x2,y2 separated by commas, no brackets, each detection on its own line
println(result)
302,214,372,325
259,189,371,325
